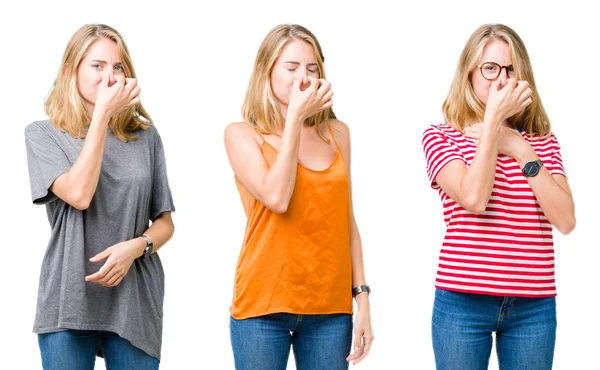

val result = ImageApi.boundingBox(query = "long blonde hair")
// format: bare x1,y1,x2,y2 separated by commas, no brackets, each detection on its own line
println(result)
45,24,151,142
242,24,335,140
442,24,550,136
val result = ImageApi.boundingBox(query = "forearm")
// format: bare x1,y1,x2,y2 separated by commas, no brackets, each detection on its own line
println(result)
260,114,303,212
460,118,502,212
139,212,175,255
54,109,110,208
350,218,369,310
513,151,576,235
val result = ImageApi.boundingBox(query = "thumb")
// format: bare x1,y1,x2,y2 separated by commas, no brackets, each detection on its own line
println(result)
346,330,364,360
490,79,500,92
90,248,111,263
292,79,301,91
102,73,110,87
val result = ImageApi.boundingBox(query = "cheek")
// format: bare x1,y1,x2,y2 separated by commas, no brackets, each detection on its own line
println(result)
270,70,294,103
472,75,491,104
76,69,102,98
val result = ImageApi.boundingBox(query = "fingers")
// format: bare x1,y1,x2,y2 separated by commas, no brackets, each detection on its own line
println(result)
322,88,334,102
505,78,518,89
114,74,126,86
354,333,374,365
320,88,334,110
129,85,141,101
105,270,122,287
85,263,109,282
125,77,137,89
320,100,333,111
89,248,111,263
346,329,365,362
317,79,332,98
307,76,319,91
520,97,533,109
85,260,124,287
463,124,483,139
128,97,141,107
514,80,529,94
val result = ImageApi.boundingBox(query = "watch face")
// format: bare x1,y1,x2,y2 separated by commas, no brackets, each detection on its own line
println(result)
523,161,540,177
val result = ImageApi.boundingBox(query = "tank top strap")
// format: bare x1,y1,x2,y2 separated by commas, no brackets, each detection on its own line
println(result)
254,128,266,146
326,123,341,153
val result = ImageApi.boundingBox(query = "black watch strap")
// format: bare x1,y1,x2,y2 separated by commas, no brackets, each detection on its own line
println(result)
141,234,153,258
352,285,371,297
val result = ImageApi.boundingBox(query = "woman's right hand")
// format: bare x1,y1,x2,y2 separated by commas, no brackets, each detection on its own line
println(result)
95,74,141,118
287,76,333,122
484,78,532,123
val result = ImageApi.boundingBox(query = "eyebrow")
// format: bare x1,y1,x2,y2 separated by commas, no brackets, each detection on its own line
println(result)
90,60,123,65
283,61,318,66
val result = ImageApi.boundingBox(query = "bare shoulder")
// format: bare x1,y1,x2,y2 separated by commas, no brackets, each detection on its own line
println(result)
327,118,350,144
224,121,261,145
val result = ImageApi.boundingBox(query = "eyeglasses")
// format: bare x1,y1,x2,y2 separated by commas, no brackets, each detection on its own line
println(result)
476,62,515,80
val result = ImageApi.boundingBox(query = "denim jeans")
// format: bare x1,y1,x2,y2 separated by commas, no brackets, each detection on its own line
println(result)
38,330,159,370
432,288,556,370
230,313,352,370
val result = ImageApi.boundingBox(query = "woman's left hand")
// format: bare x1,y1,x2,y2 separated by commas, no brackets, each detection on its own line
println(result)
85,238,144,287
346,305,374,365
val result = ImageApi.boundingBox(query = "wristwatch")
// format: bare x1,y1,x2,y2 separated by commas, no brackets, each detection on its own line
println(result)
521,159,543,177
140,234,154,259
352,285,371,297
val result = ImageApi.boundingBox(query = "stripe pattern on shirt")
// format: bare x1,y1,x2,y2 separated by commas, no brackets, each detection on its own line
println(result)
422,123,566,297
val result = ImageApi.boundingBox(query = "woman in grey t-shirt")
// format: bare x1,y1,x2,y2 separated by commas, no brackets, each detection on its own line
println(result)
25,24,175,370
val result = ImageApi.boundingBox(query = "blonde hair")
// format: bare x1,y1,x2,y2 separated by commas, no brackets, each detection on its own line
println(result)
242,24,335,140
45,24,151,142
442,24,550,136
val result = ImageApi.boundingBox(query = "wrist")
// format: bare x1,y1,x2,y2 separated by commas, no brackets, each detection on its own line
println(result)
355,293,370,309
286,109,305,126
92,105,111,123
483,108,503,127
133,236,146,256
514,146,538,167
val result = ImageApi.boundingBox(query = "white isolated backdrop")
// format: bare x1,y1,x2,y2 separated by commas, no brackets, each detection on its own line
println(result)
0,0,597,369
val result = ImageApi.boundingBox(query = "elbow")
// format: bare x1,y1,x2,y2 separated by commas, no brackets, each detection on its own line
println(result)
264,195,290,214
461,196,488,214
168,219,175,238
67,194,92,210
556,216,576,236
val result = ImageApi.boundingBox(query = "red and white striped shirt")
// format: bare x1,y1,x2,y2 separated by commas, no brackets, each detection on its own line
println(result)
422,123,567,297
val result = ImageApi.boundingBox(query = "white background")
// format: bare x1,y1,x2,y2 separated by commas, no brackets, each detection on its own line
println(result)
1,0,597,369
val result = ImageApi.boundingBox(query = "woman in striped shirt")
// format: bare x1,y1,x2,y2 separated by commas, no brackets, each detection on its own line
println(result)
422,24,575,369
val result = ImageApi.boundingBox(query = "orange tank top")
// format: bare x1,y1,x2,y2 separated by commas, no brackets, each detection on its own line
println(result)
230,127,353,319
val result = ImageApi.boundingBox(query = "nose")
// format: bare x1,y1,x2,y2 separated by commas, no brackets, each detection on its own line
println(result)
496,66,510,87
298,68,309,90
105,69,117,86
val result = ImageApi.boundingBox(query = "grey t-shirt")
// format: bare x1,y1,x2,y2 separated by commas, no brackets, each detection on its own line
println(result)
25,119,175,360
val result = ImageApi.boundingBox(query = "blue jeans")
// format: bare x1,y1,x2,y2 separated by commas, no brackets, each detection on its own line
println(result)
432,288,556,370
38,330,159,370
230,313,352,370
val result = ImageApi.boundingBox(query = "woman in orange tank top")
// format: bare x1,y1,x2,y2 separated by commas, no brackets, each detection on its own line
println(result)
224,24,373,370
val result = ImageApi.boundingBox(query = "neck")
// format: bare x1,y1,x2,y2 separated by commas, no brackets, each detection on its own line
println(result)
83,101,95,120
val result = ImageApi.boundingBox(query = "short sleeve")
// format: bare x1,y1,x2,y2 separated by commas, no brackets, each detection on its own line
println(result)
547,133,567,178
150,129,175,221
24,124,72,204
422,125,466,189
